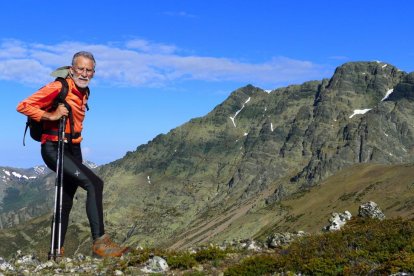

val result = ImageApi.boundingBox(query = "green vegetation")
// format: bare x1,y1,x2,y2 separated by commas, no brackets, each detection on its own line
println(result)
224,217,414,275
63,217,414,275
1,185,46,212
99,245,236,274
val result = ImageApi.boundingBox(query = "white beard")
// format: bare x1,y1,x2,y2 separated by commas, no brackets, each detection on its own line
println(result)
71,74,90,88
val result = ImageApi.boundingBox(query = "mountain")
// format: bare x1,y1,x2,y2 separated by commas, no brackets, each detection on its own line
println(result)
0,165,49,187
0,162,97,229
1,61,413,258
0,165,50,209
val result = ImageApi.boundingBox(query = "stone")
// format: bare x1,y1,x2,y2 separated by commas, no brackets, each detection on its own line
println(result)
0,257,15,272
358,201,385,220
140,256,169,273
267,231,307,248
323,211,352,231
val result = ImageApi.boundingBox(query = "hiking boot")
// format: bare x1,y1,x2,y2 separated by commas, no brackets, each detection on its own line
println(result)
92,234,129,258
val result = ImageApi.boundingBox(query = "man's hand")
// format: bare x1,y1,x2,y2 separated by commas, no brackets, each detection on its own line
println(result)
42,104,69,121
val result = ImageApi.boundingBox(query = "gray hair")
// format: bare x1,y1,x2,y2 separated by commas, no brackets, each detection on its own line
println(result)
72,51,96,68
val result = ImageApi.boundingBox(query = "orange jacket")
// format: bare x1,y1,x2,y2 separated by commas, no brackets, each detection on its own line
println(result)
16,78,89,144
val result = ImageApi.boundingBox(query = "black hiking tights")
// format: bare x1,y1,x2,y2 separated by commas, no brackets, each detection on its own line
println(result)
41,141,105,246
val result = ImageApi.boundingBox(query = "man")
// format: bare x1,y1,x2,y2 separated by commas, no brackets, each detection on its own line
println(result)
17,51,128,257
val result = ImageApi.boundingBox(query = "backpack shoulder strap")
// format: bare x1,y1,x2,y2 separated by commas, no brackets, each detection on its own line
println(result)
52,77,69,108
53,77,77,145
85,87,90,111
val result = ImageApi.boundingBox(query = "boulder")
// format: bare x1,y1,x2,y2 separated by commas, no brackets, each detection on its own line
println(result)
323,211,352,231
140,256,169,274
358,201,385,220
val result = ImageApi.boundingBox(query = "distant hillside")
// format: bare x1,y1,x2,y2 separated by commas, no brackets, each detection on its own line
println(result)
0,162,96,229
1,61,413,258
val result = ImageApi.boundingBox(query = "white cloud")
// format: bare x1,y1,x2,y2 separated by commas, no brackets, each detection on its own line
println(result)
0,39,330,88
125,39,177,54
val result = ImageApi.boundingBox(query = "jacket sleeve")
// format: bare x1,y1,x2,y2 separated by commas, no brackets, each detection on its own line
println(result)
16,81,62,122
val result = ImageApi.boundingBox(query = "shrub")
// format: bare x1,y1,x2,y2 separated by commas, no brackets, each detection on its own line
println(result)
167,251,198,270
194,245,227,262
224,254,281,276
224,217,414,275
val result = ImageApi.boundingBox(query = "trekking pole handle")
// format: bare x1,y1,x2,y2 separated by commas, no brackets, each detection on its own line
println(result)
59,116,67,141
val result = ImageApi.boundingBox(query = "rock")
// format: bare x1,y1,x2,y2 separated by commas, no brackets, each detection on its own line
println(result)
14,253,41,267
323,211,352,231
0,257,15,273
140,256,169,274
246,240,261,251
267,231,307,248
33,260,55,273
235,239,263,251
358,201,385,220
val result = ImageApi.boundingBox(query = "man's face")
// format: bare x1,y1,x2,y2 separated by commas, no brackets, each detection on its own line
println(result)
70,56,95,88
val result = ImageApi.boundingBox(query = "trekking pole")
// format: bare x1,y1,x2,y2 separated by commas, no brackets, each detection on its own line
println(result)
49,116,66,261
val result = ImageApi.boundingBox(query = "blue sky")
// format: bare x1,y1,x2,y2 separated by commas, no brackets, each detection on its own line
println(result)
1,1,413,168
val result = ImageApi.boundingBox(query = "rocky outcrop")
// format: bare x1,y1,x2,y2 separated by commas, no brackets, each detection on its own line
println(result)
358,201,385,220
267,231,308,248
323,211,352,231
323,201,385,231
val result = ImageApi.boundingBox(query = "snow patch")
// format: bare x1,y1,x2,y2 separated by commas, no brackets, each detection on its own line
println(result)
229,97,251,127
349,109,371,118
229,117,236,127
12,172,22,178
381,89,394,101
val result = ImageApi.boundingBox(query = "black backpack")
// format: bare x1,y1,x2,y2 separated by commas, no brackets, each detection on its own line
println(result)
23,77,89,145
